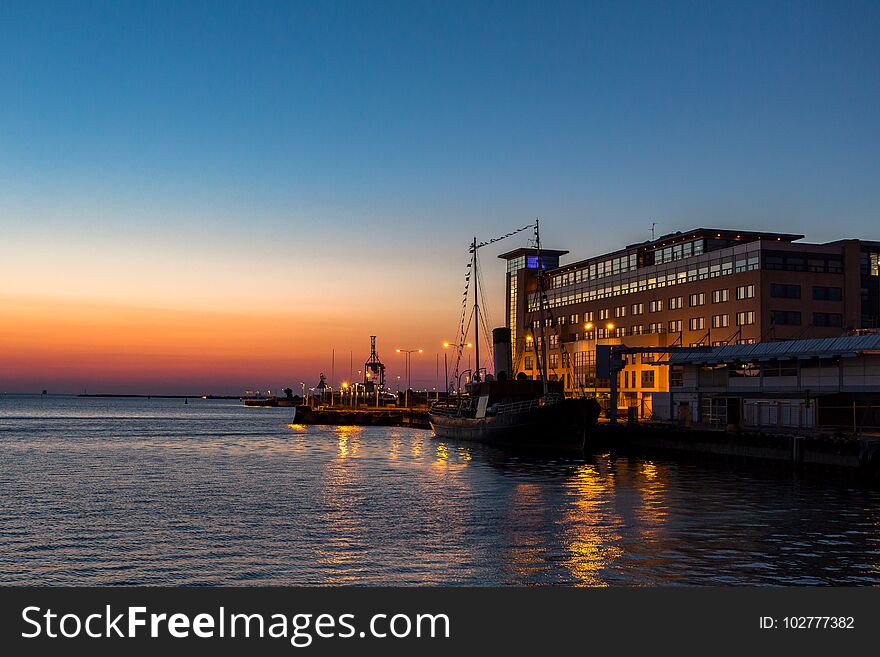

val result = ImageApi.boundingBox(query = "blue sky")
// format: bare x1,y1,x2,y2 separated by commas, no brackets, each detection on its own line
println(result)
1,0,879,391
3,2,878,238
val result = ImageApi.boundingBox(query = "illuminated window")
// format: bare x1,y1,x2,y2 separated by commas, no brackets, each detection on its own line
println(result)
711,314,729,329
711,289,729,303
736,311,755,326
736,285,755,300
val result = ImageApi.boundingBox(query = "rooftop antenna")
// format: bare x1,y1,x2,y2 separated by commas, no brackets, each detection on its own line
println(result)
651,222,656,241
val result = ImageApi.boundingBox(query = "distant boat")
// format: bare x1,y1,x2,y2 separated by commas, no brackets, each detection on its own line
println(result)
429,221,600,449
241,387,297,407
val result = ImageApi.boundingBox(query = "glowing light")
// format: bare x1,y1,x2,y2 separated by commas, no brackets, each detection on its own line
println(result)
584,322,594,330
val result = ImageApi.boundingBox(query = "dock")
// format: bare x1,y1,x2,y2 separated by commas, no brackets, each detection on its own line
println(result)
293,405,432,430
592,421,880,474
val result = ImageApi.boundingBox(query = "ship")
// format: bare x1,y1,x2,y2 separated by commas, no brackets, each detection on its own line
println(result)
241,387,297,407
428,221,600,449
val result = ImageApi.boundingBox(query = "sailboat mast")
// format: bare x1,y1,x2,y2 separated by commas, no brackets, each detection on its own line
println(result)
472,236,480,383
535,219,549,395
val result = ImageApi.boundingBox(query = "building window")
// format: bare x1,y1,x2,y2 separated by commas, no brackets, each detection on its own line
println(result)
549,354,559,369
670,365,684,387
763,361,798,377
631,303,644,315
736,311,755,326
729,362,760,377
558,315,566,325
813,312,843,327
641,370,655,388
631,324,644,335
736,285,755,300
614,326,626,337
599,308,610,320
711,289,729,303
584,311,593,322
689,292,706,307
570,313,580,324
711,314,729,328
689,317,705,331
524,339,533,351
648,322,664,334
669,296,683,310
615,305,627,318
770,310,802,325
770,284,801,299
549,334,559,348
669,319,683,332
649,299,663,313
812,286,843,301
524,356,534,370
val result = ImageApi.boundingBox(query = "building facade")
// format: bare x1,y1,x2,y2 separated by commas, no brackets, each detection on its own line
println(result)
653,334,880,431
500,228,880,418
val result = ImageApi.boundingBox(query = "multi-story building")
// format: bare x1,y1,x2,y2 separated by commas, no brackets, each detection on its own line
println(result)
500,228,880,418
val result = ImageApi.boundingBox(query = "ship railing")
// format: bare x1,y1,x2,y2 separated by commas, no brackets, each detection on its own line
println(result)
429,401,462,417
495,394,562,416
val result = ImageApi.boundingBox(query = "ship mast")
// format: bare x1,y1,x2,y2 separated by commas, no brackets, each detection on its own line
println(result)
472,235,481,383
535,219,549,396
462,223,533,389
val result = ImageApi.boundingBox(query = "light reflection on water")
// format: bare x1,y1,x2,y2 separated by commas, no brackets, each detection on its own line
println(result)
1,394,880,586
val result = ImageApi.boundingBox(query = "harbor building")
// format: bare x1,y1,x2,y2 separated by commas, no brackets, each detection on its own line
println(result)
653,334,880,432
500,229,880,418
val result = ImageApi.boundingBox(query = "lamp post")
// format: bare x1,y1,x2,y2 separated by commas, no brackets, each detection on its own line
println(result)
396,348,422,408
598,321,615,413
583,323,594,397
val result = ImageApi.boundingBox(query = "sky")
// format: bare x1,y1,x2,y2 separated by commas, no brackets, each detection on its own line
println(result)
1,0,878,394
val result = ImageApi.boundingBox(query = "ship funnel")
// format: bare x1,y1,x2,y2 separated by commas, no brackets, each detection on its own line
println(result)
492,327,513,381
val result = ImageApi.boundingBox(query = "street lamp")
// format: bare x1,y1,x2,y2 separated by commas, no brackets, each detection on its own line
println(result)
396,348,422,408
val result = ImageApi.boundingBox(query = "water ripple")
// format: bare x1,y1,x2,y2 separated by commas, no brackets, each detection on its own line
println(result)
1,394,880,585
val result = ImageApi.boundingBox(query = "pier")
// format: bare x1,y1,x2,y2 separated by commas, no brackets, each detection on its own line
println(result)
293,405,431,429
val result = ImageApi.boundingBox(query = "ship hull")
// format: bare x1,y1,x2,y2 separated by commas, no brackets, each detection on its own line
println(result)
429,398,600,450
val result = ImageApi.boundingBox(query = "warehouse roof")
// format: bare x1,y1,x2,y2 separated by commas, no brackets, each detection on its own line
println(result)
660,333,880,365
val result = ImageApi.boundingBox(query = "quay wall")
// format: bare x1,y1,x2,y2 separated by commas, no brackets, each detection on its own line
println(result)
593,423,880,473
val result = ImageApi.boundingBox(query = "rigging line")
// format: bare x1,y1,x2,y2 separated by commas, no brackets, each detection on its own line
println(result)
474,250,496,335
477,300,495,374
452,305,476,385
471,223,533,251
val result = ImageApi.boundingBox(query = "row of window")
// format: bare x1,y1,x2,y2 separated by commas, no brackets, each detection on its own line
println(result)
770,284,843,301
537,285,757,328
622,370,656,389
769,311,844,327
763,252,843,273
529,308,844,341
544,313,756,341
537,251,761,310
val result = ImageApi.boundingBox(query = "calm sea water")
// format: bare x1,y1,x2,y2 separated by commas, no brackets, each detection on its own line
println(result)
1,394,879,586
